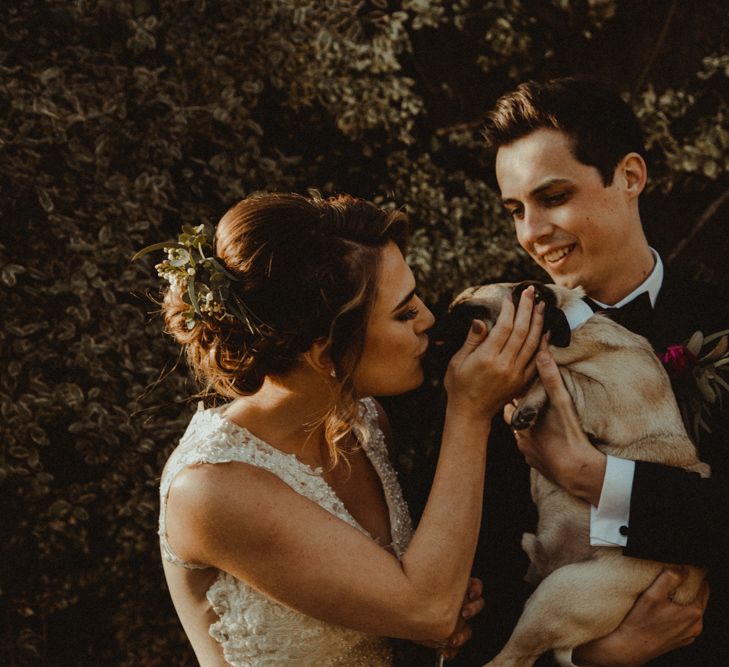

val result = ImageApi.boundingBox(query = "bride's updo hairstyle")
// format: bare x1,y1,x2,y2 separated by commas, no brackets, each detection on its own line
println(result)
162,192,408,462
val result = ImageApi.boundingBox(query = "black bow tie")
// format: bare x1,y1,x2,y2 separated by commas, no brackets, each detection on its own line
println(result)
584,291,653,337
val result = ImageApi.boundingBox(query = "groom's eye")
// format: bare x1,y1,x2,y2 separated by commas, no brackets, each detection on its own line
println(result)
544,192,568,207
507,206,524,220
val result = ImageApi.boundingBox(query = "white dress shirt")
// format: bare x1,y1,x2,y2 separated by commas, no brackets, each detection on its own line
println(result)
558,249,664,667
589,248,663,548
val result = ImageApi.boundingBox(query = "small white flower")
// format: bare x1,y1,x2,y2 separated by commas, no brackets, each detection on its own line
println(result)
167,247,190,267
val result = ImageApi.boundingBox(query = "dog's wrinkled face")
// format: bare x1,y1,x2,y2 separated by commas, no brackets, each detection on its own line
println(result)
449,280,573,348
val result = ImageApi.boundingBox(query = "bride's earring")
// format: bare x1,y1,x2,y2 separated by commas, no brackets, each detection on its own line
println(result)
330,369,337,379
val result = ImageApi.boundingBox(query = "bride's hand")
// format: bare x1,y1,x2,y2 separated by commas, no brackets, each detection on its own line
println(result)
416,577,484,659
445,286,545,420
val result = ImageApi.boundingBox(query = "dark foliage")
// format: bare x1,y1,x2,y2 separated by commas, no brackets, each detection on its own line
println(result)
1,1,728,664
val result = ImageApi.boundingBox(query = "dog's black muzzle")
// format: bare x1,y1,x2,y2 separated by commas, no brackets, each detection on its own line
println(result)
512,281,571,348
435,281,571,359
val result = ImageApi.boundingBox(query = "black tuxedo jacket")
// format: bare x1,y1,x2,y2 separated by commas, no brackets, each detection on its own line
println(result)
454,270,729,667
624,271,729,666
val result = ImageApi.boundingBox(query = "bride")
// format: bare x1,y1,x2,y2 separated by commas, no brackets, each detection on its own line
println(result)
144,192,544,665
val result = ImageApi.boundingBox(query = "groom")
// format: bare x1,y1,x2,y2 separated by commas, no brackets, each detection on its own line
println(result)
456,78,729,666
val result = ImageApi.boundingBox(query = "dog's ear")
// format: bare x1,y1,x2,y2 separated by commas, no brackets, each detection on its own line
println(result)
512,281,571,348
542,305,571,347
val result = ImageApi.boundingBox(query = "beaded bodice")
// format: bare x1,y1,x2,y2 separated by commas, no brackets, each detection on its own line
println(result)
159,397,413,667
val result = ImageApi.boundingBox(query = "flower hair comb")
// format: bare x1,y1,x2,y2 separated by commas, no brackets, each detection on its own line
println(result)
133,224,268,333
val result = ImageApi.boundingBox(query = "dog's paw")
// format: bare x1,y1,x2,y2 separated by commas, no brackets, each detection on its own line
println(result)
511,405,538,430
687,461,711,478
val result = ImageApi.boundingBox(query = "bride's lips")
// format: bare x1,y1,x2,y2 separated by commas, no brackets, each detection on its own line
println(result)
416,339,429,358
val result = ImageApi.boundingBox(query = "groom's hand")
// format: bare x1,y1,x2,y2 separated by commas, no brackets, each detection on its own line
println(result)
572,568,708,666
504,343,606,506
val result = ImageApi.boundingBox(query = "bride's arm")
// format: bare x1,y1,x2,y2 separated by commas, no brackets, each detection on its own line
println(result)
166,290,543,642
372,398,486,657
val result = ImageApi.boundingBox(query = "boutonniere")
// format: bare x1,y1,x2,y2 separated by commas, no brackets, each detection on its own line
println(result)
660,329,729,443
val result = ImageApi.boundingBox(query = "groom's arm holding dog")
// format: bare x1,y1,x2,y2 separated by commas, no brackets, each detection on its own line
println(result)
509,348,711,665
513,360,729,568
514,280,729,573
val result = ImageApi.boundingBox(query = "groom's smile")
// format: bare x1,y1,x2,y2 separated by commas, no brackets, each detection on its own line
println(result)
542,244,576,265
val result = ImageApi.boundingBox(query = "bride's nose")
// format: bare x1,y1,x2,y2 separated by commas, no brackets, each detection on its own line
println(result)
417,301,436,333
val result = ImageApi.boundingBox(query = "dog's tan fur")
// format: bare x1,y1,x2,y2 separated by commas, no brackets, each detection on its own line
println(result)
451,282,709,667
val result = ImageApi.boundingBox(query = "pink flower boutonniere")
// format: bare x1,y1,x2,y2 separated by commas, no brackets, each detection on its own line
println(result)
661,344,697,379
660,329,729,444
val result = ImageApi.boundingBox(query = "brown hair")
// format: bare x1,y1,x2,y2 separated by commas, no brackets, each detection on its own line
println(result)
482,77,646,185
162,192,408,464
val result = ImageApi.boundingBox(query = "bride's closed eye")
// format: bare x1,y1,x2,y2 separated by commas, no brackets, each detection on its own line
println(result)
397,304,419,322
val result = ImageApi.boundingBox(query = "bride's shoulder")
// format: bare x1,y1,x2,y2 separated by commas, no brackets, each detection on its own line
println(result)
168,453,283,511
162,403,286,512
163,440,298,565
360,397,388,429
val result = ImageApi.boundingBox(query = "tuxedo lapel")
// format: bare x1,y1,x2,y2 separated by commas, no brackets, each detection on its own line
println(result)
649,269,727,352
649,272,694,350
650,269,729,467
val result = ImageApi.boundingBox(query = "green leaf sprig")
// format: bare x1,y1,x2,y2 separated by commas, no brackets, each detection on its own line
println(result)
685,329,729,441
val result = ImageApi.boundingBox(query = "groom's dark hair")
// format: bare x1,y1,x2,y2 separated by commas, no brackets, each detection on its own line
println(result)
482,77,646,186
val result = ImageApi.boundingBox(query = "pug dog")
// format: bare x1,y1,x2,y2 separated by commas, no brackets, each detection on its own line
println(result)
449,281,709,667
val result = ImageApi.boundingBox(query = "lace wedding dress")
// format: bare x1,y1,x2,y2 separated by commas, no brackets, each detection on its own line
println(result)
159,397,414,666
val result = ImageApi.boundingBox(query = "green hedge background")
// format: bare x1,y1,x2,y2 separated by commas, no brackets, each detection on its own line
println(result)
2,1,729,664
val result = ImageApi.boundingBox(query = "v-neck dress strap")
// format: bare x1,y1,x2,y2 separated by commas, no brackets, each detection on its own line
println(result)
158,398,412,666
356,397,414,557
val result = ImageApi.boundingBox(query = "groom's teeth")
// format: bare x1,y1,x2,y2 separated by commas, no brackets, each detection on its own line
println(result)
544,246,573,262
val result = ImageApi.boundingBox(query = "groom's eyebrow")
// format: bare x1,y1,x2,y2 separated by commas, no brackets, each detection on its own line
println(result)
502,178,572,205
392,288,416,313
531,178,572,195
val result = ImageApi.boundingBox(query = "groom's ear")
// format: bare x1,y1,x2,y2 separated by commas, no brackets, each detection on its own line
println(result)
512,281,571,348
616,152,647,199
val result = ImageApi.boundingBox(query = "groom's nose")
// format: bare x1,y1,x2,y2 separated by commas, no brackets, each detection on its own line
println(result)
519,207,554,245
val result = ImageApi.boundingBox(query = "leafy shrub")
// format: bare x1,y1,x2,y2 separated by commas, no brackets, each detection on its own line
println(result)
1,1,728,664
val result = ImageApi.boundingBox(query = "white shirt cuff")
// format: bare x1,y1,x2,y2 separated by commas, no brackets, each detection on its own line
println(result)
554,648,578,666
590,455,635,547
